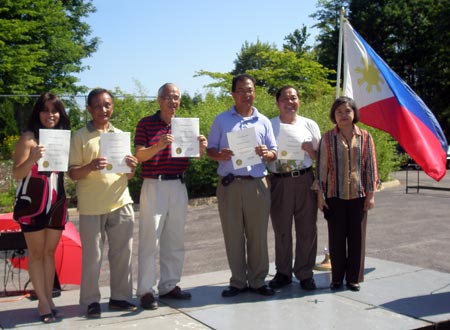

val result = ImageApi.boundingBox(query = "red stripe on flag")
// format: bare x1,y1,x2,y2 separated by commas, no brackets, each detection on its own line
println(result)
360,97,447,181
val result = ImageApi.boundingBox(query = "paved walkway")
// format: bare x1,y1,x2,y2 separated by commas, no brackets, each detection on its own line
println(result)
0,169,450,329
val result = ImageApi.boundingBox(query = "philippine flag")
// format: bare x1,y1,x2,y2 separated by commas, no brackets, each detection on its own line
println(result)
343,20,448,181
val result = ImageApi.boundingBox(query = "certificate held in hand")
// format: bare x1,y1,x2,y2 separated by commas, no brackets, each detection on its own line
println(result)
277,123,305,160
38,129,71,172
171,118,200,157
226,127,261,170
100,132,131,174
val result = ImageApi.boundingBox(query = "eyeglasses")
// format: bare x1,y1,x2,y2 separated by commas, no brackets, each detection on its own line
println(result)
235,89,255,95
160,95,180,101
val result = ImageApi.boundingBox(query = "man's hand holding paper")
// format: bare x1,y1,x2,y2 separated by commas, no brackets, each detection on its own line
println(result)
226,127,261,169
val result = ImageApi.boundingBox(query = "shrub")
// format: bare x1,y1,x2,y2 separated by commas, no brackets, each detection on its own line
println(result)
128,165,143,204
1,135,20,160
0,90,402,211
64,175,77,208
0,185,15,213
185,157,218,198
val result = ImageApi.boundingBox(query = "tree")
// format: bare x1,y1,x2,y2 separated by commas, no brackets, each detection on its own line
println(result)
311,0,350,76
430,0,450,137
313,0,450,139
0,0,98,95
193,71,232,96
348,0,450,139
283,25,312,57
0,0,99,142
197,48,334,101
248,49,334,98
0,100,19,148
231,40,277,88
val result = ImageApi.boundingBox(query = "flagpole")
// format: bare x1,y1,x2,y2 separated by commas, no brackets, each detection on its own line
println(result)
335,7,345,98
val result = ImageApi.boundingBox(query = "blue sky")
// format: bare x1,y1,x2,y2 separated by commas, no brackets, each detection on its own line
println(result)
75,0,320,97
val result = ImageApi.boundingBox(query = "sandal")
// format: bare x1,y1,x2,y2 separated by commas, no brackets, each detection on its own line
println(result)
52,309,64,318
40,313,56,323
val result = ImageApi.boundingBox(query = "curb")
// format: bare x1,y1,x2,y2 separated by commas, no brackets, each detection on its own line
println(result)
379,179,401,190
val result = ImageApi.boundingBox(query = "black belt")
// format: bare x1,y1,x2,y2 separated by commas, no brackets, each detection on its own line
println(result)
221,174,259,187
270,167,312,178
149,173,185,181
234,175,255,180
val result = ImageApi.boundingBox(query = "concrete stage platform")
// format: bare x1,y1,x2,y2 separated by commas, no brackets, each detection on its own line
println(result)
1,256,449,330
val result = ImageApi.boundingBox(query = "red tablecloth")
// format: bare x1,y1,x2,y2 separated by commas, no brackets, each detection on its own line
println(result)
0,212,20,231
0,212,82,285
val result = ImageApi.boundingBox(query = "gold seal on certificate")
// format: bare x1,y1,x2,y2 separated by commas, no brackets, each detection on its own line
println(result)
106,164,113,171
43,160,50,168
281,150,288,157
236,159,243,166
176,147,182,154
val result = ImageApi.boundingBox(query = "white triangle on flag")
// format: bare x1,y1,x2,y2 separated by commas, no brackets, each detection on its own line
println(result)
343,20,393,108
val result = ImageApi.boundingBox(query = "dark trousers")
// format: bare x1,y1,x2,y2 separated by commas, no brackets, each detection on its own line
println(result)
325,197,366,284
269,171,317,281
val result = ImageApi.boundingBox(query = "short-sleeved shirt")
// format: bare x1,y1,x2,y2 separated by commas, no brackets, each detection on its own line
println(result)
267,115,321,173
208,106,277,177
69,121,133,215
134,111,189,178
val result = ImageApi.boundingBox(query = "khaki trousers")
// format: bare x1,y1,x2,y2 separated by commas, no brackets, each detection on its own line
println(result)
137,178,188,296
79,204,134,306
217,176,270,289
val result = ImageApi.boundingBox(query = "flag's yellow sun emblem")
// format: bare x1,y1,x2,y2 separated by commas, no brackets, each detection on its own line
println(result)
355,57,385,93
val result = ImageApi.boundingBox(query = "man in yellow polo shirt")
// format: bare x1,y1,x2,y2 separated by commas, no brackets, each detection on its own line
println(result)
69,88,138,318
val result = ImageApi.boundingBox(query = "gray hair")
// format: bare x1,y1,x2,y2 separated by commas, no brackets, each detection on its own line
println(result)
157,83,178,97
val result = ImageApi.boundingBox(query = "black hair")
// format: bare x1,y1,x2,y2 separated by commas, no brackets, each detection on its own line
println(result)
275,85,299,101
329,96,360,124
27,92,70,139
231,74,256,92
87,88,114,106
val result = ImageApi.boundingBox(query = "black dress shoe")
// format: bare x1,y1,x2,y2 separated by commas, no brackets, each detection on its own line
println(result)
222,286,247,297
140,292,159,310
250,285,275,296
269,272,292,289
300,278,317,290
329,282,343,290
87,302,101,319
108,299,138,311
346,283,360,291
160,286,192,299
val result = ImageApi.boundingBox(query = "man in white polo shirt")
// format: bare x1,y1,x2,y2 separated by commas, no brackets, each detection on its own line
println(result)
267,85,320,291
